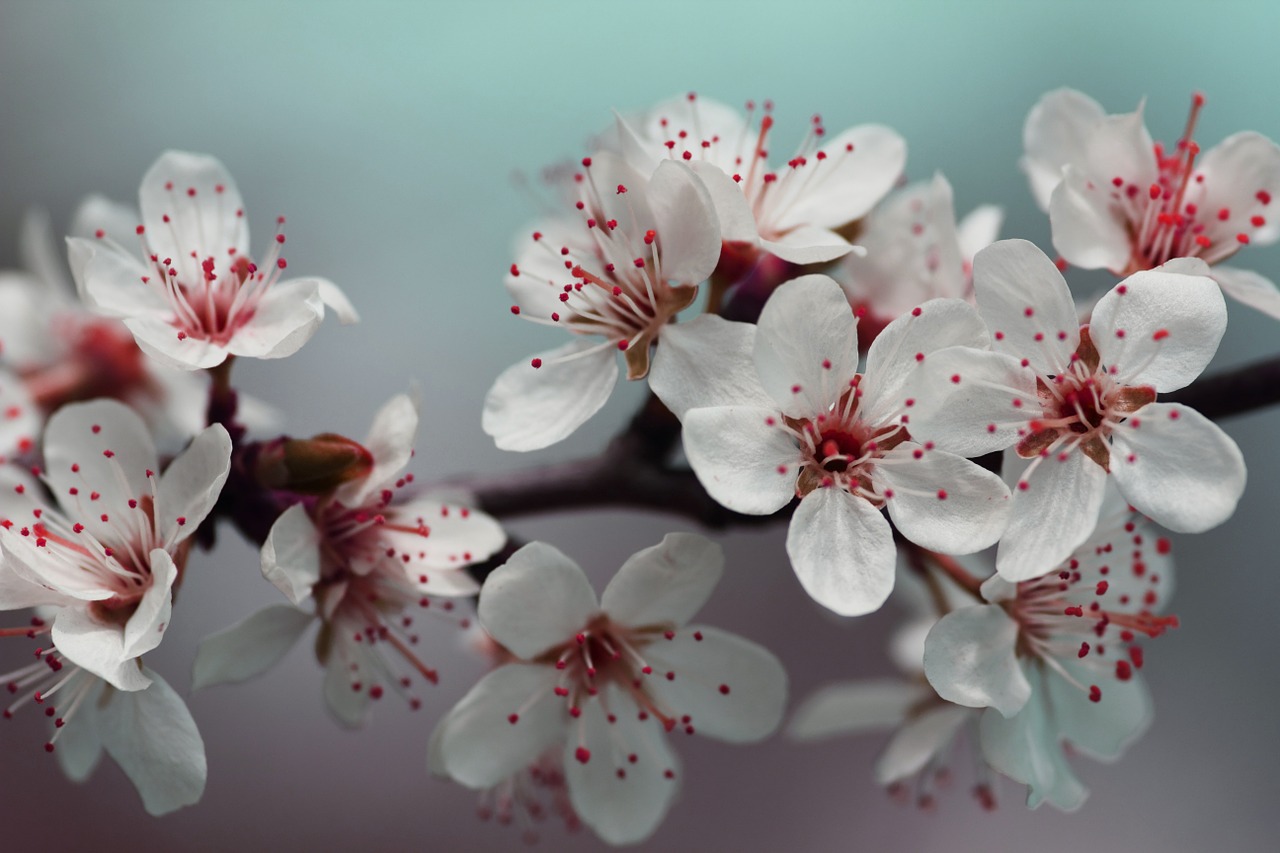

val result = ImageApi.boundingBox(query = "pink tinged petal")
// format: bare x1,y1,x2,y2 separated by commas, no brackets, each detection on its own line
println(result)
754,274,859,415
788,679,930,741
601,533,723,628
875,704,973,786
139,150,249,283
191,605,314,689
681,406,798,515
336,393,417,506
908,347,1040,457
51,608,152,692
646,159,722,284
1048,167,1132,272
956,204,1005,261
260,504,322,605
772,124,906,231
922,605,1031,717
315,278,359,324
996,451,1108,582
482,340,619,452
53,680,105,782
435,664,565,788
759,226,857,265
323,653,371,729
878,446,1012,555
121,548,177,660
565,684,680,846
644,624,788,743
124,314,229,371
1194,131,1280,245
1045,661,1151,761
479,542,599,660
973,239,1080,374
687,161,759,245
1021,88,1108,211
860,297,991,425
96,667,207,816
224,277,325,359
156,423,231,545
648,316,773,419
1090,266,1225,392
1213,266,1280,319
786,487,895,617
1109,403,1245,533
978,693,1088,812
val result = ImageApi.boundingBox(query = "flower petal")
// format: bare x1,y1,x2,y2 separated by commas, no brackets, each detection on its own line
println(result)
224,278,325,359
759,226,855,264
336,393,417,506
387,498,504,578
754,274,859,415
139,151,248,283
786,487,895,617
601,533,723,628
156,423,232,546
1194,131,1280,246
923,605,1031,717
649,315,773,419
67,237,168,318
687,161,758,244
53,680,105,782
956,204,1005,261
878,445,1012,554
192,605,314,689
996,450,1108,581
1021,88,1107,210
682,406,798,515
479,542,598,660
123,314,228,370
1045,661,1151,761
1213,266,1280,319
51,607,152,691
646,159,721,284
875,704,973,786
772,124,906,231
907,347,1040,457
979,698,1088,811
315,278,359,324
261,503,322,605
1048,166,1132,272
788,679,929,741
973,239,1080,375
121,548,177,660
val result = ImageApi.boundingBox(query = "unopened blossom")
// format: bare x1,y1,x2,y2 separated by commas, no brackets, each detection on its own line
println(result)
0,399,230,691
486,154,721,451
67,150,357,371
1023,88,1280,318
650,274,1011,616
923,491,1175,810
431,534,787,846
907,239,1245,579
613,92,906,265
836,173,1003,344
193,394,505,726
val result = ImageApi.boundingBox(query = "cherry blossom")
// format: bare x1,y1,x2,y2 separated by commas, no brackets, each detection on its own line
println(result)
430,534,787,845
193,394,505,725
1023,88,1280,318
66,150,357,371
907,239,1245,579
922,491,1175,810
612,92,906,265
485,153,721,451
650,274,1011,616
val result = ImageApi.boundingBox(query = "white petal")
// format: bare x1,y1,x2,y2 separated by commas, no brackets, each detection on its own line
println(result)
54,680,105,782
978,687,1087,812
878,445,1012,554
0,560,78,609
52,607,152,692
192,605,314,689
786,488,895,617
1045,661,1151,761
157,424,231,545
648,315,773,419
973,239,1080,374
124,314,229,370
647,159,721,284
644,624,788,743
922,605,1030,717
875,704,973,786
121,549,177,660
907,347,1040,456
315,278,359,324
67,237,168,318
755,274,859,415
687,160,758,244
1021,88,1107,210
1090,266,1225,392
70,194,142,244
1194,131,1280,245
435,664,565,788
388,498,504,575
1213,266,1280,319
96,667,207,816
336,393,417,506
479,542,598,660
772,124,906,231
956,204,1005,261
997,450,1108,581
224,278,325,359
565,685,680,846
1082,105,1158,194
788,679,929,741
601,533,723,628
261,503,322,604
1109,403,1245,533
139,151,248,282
682,406,798,514
20,208,72,293
322,649,371,728
1048,167,1132,272
759,226,855,264
482,340,619,452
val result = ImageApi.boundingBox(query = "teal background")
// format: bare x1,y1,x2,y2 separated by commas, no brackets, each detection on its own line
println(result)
1,1,1277,849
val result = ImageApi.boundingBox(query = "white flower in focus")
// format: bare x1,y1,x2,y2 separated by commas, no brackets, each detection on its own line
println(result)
922,492,1175,810
1023,88,1280,318
907,239,1245,580
0,400,230,691
67,151,357,371
431,534,788,846
650,275,1011,617
193,394,505,726
486,154,721,451
613,93,907,265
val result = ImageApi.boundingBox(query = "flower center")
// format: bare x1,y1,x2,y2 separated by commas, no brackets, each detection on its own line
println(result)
22,318,153,414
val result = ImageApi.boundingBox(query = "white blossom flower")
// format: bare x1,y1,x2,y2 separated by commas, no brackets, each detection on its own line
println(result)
0,399,230,691
1023,88,1280,318
922,491,1175,810
430,534,787,846
193,394,505,726
650,275,1011,616
485,153,721,451
612,93,906,265
907,239,1245,579
66,150,357,371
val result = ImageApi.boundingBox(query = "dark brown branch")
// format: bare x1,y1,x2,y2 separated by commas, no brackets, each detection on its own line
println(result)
1164,353,1280,420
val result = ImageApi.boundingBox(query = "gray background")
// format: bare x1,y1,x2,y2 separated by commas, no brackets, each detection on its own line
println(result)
1,1,1276,850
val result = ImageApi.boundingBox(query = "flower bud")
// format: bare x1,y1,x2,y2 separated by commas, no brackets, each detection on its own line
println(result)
255,432,374,495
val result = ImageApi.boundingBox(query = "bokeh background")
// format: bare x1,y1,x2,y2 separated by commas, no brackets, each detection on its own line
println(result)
2,1,1277,850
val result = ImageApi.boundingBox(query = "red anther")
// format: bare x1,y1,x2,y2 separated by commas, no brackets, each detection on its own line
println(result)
509,305,520,315
507,713,519,724
719,684,731,695
936,490,948,500
94,229,105,238
1252,215,1267,227
1152,329,1169,341
1078,642,1091,658
275,233,286,244
581,157,592,168
1096,580,1110,595
1237,233,1250,244
1218,207,1231,221
530,358,542,369
1089,685,1102,703
616,184,627,194
1130,646,1145,668
574,747,591,764
277,258,287,269
1112,177,1124,187
1115,660,1133,681
644,229,656,244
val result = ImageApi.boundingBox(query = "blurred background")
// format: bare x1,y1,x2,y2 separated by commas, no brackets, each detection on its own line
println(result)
1,1,1277,850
